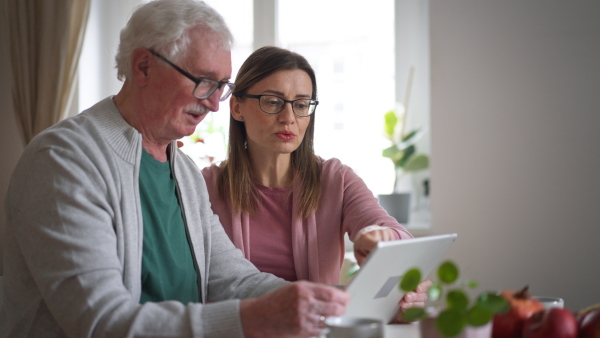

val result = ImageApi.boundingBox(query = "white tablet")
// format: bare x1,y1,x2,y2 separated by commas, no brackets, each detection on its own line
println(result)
344,233,458,323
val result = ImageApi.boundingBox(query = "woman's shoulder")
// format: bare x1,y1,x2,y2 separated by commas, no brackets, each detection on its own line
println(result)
321,157,354,175
200,163,224,191
201,162,222,178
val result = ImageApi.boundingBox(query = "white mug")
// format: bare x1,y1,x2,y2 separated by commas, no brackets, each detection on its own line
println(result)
323,316,384,338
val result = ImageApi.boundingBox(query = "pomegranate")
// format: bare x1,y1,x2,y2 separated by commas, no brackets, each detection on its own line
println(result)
522,308,578,338
492,285,545,338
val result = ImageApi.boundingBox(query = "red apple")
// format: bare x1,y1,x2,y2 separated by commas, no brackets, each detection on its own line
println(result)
522,308,578,338
580,309,600,338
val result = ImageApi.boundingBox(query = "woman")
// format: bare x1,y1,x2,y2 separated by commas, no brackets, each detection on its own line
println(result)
202,46,414,285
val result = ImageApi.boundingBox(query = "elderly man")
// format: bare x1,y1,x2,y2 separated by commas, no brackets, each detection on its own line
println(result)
1,1,349,337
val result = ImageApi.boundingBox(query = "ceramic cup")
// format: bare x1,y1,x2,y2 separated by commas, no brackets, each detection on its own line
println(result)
533,296,564,310
323,316,384,338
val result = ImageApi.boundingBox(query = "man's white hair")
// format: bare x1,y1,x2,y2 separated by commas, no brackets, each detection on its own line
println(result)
115,0,233,81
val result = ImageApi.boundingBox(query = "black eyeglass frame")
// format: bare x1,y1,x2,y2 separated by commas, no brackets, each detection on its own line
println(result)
149,50,235,101
240,94,318,117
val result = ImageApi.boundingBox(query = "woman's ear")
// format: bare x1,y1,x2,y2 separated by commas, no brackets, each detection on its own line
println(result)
230,96,244,122
130,48,151,84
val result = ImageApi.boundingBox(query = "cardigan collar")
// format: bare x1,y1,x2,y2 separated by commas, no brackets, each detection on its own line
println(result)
83,96,178,165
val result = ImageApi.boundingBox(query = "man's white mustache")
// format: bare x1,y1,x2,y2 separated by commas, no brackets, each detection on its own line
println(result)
184,103,209,115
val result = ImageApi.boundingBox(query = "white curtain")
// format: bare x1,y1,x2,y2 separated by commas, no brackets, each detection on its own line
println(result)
4,0,90,145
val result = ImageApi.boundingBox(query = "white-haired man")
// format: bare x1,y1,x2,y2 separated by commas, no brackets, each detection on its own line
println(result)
1,1,349,337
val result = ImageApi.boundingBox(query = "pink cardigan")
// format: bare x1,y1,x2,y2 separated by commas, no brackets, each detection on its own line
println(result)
201,158,413,284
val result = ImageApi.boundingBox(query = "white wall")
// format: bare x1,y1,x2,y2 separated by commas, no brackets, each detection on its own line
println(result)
430,1,600,311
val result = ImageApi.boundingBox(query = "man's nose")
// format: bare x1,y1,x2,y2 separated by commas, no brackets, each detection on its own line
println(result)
202,90,222,112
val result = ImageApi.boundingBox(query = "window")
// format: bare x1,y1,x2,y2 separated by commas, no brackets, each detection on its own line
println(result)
79,0,431,206
276,0,397,195
196,0,431,202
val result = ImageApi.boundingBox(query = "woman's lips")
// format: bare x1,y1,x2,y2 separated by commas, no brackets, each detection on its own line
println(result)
275,131,296,141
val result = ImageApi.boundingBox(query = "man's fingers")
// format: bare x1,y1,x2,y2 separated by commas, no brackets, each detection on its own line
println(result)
311,302,347,321
308,284,351,304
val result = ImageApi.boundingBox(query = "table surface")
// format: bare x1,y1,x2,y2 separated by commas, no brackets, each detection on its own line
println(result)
316,322,420,338
385,322,420,337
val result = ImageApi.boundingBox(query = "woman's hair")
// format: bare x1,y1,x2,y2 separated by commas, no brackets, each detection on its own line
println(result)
115,0,233,81
218,46,322,218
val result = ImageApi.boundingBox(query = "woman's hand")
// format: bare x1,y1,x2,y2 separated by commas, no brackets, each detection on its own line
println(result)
393,279,432,323
353,226,397,266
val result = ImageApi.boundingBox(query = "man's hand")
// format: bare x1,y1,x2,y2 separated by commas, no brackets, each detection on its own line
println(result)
393,279,432,323
240,281,350,337
353,227,397,266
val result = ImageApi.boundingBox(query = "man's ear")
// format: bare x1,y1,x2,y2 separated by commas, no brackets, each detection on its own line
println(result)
230,96,244,121
130,48,151,84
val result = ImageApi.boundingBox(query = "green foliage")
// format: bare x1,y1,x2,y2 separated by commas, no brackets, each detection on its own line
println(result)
438,261,459,283
403,307,428,322
384,110,399,138
437,309,466,337
382,109,429,173
382,109,430,192
345,262,360,278
399,260,509,337
399,268,422,292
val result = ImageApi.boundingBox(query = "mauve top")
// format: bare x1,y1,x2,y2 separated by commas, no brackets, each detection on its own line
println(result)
249,184,297,281
202,157,414,284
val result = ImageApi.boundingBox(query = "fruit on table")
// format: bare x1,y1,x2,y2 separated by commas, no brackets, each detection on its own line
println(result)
579,309,600,338
522,307,578,338
492,285,545,337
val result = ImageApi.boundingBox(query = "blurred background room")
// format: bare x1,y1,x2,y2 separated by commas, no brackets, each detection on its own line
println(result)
1,0,599,312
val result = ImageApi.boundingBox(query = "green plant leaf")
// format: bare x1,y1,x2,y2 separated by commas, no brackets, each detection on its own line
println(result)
446,290,470,310
403,153,429,172
403,307,427,322
384,110,398,139
345,262,359,278
465,280,479,289
401,129,419,142
466,305,493,327
396,145,415,168
438,261,459,284
436,308,466,337
428,284,442,301
399,268,421,292
397,128,426,149
476,292,510,315
382,145,400,160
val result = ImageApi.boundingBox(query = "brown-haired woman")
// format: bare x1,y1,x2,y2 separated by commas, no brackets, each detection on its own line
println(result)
202,47,426,310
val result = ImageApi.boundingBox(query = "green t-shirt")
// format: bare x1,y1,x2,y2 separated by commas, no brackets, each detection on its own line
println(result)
139,149,199,304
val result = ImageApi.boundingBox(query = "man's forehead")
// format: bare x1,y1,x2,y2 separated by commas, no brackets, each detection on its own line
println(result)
184,30,232,79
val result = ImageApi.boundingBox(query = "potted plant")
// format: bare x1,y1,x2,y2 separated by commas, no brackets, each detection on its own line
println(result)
399,260,509,338
378,67,430,224
378,106,430,223
381,108,430,189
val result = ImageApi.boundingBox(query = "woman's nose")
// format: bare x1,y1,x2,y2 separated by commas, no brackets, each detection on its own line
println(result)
277,102,296,123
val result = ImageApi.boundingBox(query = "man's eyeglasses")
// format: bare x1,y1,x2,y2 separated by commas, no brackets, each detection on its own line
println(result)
149,50,235,101
241,94,318,117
